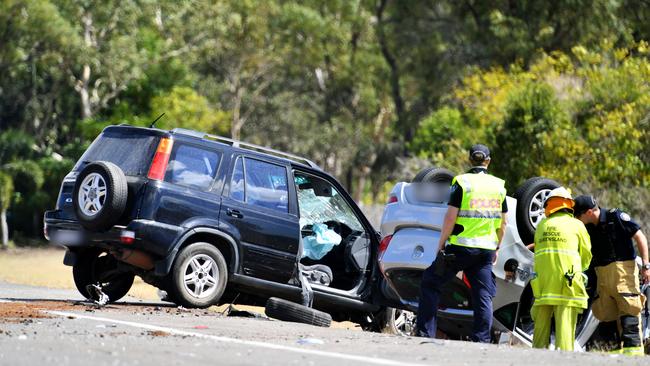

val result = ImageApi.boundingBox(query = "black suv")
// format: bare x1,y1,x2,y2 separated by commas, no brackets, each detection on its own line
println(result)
44,125,383,325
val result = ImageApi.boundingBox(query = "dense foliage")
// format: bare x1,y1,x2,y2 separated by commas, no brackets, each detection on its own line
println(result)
0,0,648,243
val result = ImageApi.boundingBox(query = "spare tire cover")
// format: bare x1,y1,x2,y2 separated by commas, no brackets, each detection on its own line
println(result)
73,161,128,231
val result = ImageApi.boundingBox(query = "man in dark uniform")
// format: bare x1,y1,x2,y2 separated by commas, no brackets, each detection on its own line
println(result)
574,195,649,356
416,144,507,342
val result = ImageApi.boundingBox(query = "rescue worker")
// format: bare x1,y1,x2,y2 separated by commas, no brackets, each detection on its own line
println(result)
573,195,649,356
416,144,507,342
531,187,591,351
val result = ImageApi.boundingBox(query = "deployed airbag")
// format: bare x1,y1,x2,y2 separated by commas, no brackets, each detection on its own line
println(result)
302,223,342,260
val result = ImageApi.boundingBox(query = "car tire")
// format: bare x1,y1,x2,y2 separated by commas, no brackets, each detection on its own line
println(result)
73,161,128,231
265,297,332,327
72,249,134,303
366,307,416,335
412,167,455,184
167,242,228,308
513,177,560,245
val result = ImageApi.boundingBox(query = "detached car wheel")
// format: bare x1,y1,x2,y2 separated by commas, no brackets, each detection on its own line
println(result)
168,242,228,308
73,249,134,303
73,161,128,231
513,177,560,245
265,297,332,327
412,167,455,184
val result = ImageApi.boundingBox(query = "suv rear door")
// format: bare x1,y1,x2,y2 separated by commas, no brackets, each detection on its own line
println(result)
219,155,300,283
56,126,162,222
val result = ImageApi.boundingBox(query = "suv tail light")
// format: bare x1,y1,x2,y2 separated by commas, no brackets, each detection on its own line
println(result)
148,137,173,180
387,194,398,204
378,234,393,258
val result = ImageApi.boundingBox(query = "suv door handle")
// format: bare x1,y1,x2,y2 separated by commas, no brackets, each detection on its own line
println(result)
226,208,243,219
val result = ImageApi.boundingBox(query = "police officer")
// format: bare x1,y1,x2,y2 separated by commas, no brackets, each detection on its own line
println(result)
531,187,592,351
416,144,507,342
574,195,649,356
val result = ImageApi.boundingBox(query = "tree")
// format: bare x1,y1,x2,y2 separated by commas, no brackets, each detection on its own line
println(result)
0,0,81,139
56,0,154,120
149,87,231,135
0,171,13,249
492,81,587,190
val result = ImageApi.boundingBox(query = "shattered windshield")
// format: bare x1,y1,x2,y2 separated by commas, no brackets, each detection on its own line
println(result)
294,173,363,232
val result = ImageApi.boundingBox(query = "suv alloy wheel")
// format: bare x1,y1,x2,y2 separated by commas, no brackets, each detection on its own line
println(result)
168,242,228,308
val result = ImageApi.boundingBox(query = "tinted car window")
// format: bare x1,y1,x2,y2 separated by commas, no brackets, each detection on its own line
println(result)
230,157,245,201
244,158,288,213
165,144,220,190
75,130,158,176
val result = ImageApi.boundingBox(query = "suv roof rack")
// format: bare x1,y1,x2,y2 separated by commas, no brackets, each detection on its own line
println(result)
171,128,321,170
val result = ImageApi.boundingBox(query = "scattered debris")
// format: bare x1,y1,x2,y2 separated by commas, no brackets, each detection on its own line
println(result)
95,323,118,329
0,302,65,322
157,290,173,302
418,339,445,346
193,325,209,330
147,330,170,337
227,308,265,318
220,299,266,319
296,338,325,345
17,334,27,340
86,284,110,306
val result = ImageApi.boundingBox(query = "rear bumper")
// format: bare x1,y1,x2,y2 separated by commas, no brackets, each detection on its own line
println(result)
44,210,183,258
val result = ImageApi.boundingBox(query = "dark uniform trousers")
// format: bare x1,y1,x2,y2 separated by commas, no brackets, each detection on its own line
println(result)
417,245,496,342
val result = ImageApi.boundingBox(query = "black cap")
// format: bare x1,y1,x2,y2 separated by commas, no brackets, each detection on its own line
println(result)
574,195,597,216
469,144,490,163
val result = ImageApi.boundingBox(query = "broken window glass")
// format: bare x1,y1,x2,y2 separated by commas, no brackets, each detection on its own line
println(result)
295,173,363,232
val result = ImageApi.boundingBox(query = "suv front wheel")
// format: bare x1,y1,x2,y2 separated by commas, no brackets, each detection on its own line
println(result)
167,242,228,308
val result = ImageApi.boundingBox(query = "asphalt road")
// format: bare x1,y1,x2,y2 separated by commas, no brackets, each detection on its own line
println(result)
0,281,645,366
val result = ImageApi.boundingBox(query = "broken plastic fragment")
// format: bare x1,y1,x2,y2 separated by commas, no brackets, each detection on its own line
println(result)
86,284,110,306
296,338,324,345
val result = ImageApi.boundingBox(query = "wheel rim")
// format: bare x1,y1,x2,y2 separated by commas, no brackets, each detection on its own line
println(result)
78,173,107,217
182,254,219,299
393,309,416,336
528,188,552,228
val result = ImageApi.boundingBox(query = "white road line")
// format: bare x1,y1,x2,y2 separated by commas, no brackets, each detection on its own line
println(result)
47,310,427,366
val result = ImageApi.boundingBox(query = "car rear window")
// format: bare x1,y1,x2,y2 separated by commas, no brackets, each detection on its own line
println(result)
165,143,221,190
74,129,159,176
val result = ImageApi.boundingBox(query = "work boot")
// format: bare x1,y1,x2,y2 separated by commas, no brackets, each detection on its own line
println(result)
620,315,644,356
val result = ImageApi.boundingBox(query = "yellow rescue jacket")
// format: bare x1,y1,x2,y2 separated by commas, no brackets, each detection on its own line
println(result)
449,173,506,250
531,212,592,308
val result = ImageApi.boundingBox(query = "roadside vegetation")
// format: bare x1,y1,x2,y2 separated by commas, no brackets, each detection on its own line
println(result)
0,0,648,245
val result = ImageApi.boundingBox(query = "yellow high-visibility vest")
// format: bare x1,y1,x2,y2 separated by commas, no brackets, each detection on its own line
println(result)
449,173,506,250
531,212,592,308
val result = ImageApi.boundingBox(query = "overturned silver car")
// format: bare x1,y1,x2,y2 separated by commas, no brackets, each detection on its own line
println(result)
376,168,612,349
